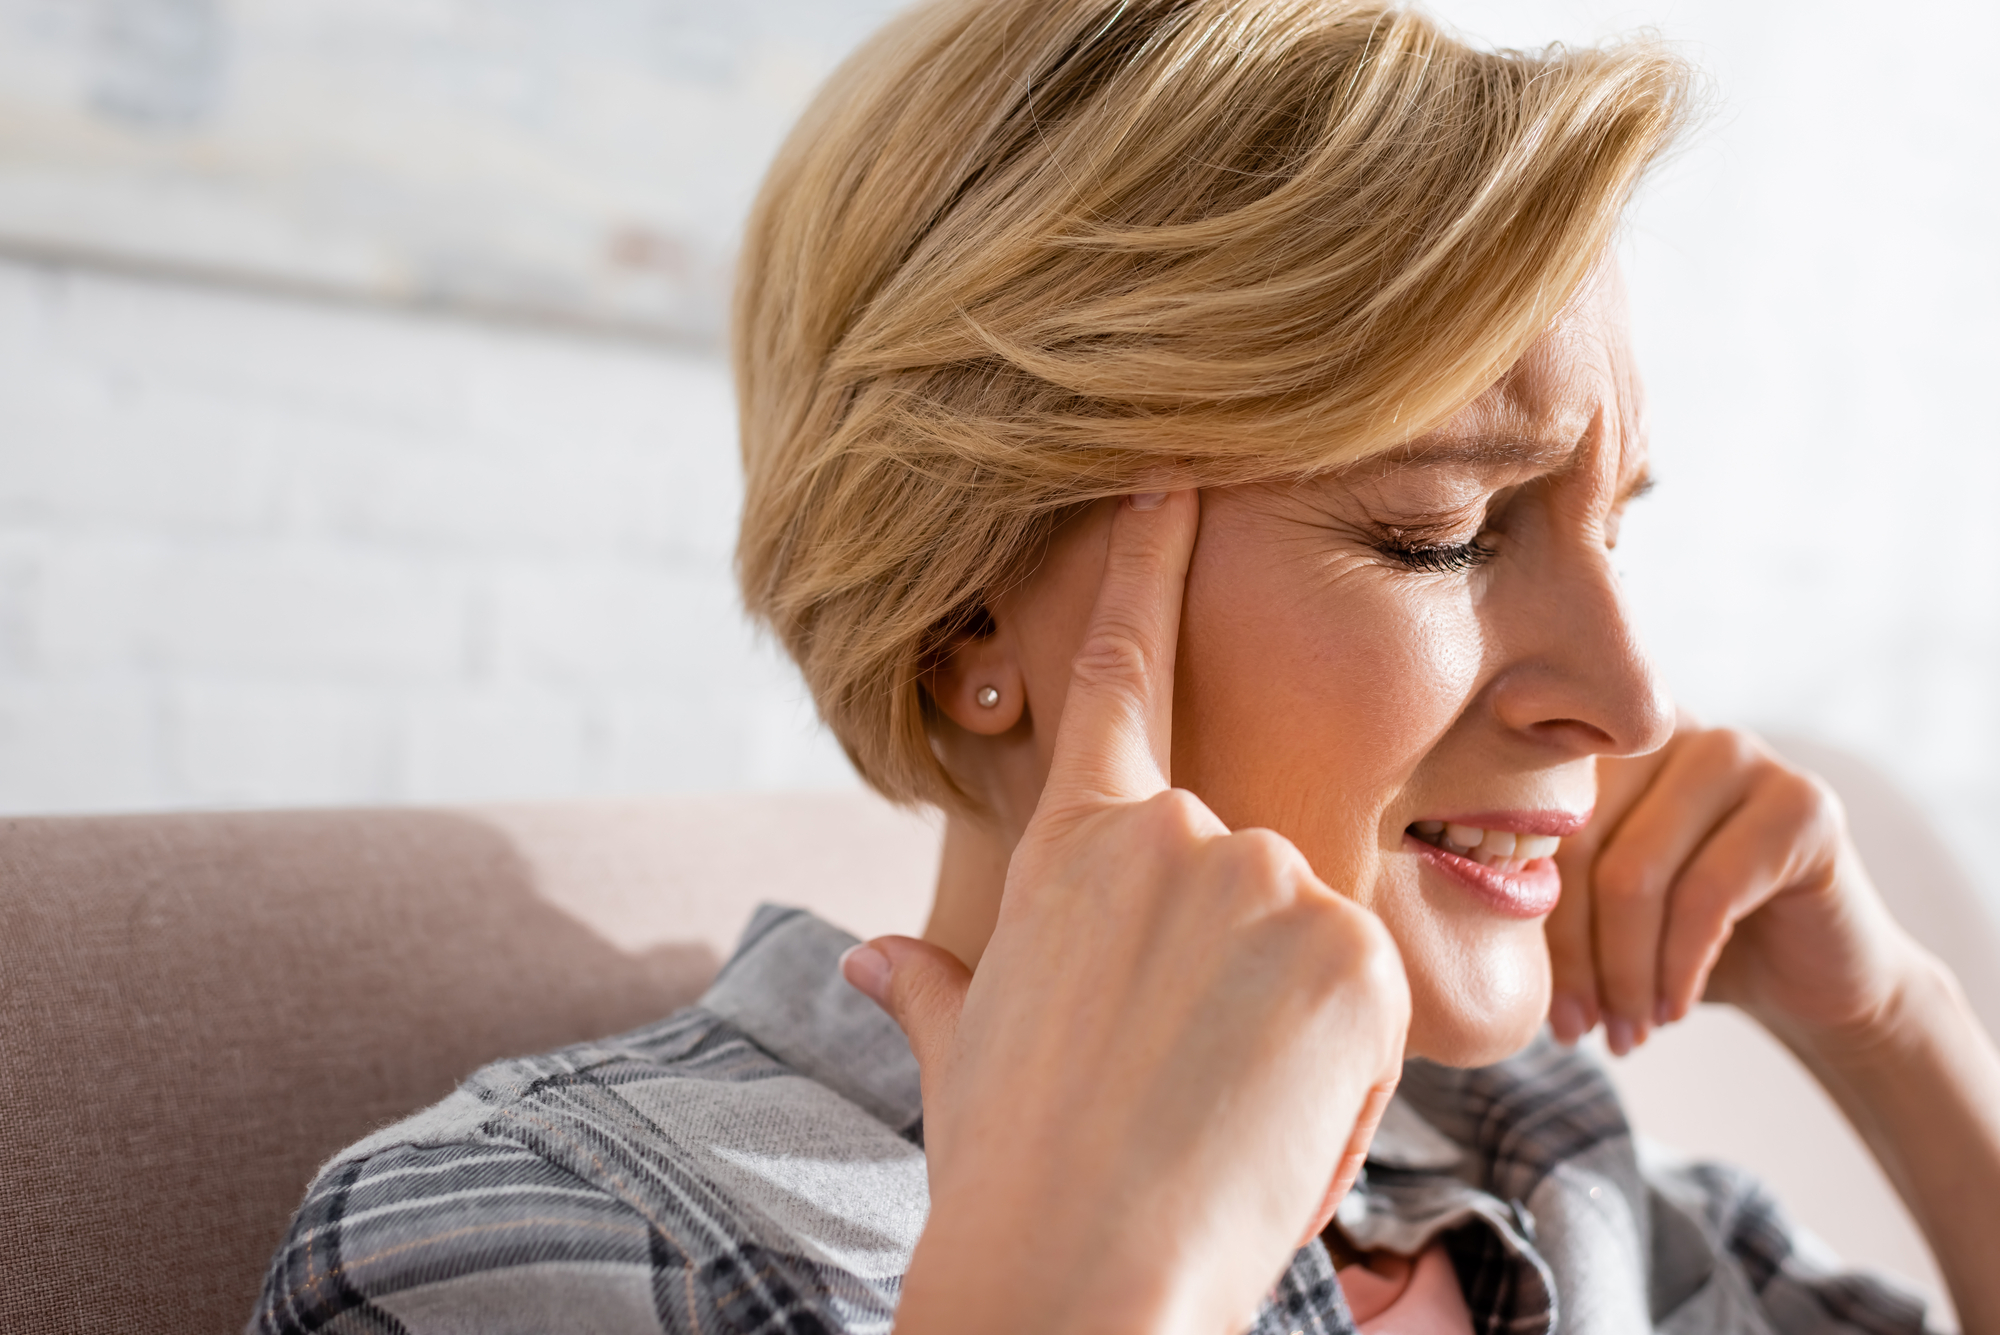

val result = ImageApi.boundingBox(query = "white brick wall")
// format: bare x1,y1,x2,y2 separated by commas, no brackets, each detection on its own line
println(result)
1,0,1995,928
4,241,1993,917
0,257,857,811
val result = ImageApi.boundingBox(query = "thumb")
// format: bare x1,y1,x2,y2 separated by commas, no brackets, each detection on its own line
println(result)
840,935,972,1078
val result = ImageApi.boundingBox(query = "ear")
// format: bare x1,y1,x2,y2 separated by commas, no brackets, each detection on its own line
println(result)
928,609,1026,736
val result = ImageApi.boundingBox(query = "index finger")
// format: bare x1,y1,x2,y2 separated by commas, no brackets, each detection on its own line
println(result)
1039,489,1200,811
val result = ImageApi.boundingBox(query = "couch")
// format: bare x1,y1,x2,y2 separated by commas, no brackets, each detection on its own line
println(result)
3,747,1990,1332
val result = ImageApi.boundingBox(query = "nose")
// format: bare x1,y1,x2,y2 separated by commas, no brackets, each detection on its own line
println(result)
1484,533,1674,761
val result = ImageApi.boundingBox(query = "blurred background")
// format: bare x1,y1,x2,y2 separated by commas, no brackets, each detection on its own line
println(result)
0,0,1994,927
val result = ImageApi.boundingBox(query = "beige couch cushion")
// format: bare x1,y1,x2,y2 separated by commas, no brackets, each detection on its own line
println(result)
1,753,1988,1332
0,795,937,1335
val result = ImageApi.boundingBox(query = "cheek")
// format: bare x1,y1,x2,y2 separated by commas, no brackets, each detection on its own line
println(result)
1174,523,1547,1062
1174,546,1483,889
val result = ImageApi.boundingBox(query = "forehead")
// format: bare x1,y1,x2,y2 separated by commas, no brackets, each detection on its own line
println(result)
1375,271,1643,481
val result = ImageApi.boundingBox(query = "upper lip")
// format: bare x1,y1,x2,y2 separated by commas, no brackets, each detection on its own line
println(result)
1412,809,1593,838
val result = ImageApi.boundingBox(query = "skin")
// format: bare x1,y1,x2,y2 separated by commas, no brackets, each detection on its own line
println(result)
842,272,2000,1333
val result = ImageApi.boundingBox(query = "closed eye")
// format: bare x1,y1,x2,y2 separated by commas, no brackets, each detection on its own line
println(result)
1376,536,1497,573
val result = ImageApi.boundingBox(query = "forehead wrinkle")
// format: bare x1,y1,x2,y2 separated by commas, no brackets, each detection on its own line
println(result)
1375,364,1598,479
1339,270,1637,487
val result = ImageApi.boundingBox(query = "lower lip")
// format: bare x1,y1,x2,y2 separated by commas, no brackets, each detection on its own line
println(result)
1405,833,1562,919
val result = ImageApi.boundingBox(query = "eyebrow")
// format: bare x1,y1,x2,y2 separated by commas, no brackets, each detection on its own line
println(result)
1376,434,1581,473
1366,432,1654,504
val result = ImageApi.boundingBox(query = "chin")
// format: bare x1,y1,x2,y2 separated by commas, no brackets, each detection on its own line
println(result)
1402,931,1551,1068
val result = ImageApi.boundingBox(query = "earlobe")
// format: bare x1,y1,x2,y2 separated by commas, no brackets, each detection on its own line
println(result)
930,621,1026,736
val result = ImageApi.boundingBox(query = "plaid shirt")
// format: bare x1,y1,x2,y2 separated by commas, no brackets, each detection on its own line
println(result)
252,904,1943,1335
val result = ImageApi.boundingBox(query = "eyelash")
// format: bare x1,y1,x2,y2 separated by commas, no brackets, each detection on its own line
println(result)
1376,536,1497,574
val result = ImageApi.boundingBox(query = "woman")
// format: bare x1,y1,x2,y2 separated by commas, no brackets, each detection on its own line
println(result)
254,1,2000,1332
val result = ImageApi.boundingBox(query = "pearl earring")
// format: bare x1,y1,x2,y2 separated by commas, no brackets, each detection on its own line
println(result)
975,686,1001,708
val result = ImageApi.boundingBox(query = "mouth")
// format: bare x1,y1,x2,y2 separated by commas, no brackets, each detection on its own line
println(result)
1407,820,1563,872
1403,811,1588,919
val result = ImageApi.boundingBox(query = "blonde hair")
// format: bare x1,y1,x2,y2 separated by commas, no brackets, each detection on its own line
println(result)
734,0,1692,807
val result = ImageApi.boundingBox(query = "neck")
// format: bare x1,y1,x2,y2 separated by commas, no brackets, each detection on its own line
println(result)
923,813,1015,969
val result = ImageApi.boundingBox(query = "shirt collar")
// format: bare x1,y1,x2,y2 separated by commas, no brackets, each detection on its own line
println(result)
1368,1094,1466,1171
698,904,925,1135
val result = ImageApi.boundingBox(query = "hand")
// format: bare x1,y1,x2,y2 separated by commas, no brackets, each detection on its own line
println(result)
843,490,1411,1335
1545,715,1921,1054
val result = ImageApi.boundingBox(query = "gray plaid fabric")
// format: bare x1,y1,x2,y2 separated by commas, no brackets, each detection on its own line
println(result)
250,904,1945,1335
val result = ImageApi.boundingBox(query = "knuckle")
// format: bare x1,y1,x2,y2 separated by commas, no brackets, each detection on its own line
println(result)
1141,787,1211,839
1347,912,1406,987
1808,775,1849,837
1349,927,1412,1029
1216,827,1316,907
1226,827,1302,876
886,955,961,1024
1764,765,1839,829
1591,847,1659,904
1696,726,1764,774
1544,917,1594,968
1069,628,1156,697
1661,863,1724,912
1276,897,1411,1053
1310,897,1404,986
1764,770,1817,822
886,966,942,1019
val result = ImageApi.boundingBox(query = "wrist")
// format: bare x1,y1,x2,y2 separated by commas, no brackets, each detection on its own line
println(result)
1753,944,2000,1333
896,1194,1189,1335
1763,945,1960,1076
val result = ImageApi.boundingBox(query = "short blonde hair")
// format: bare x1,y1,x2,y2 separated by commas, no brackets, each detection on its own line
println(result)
734,0,1692,807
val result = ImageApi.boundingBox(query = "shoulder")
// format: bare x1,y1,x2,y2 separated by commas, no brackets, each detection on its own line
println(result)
1400,1035,1939,1332
1398,1034,1940,1334
1642,1144,1939,1335
250,1005,926,1335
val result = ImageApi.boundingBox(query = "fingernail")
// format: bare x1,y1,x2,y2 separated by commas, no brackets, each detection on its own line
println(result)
1549,993,1588,1045
1127,491,1167,511
839,944,891,1006
1605,1016,1635,1057
1654,997,1672,1027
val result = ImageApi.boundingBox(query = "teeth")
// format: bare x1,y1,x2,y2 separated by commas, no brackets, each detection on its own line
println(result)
1413,822,1561,870
1445,822,1484,849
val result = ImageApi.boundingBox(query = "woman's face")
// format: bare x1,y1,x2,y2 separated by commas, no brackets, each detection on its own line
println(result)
977,274,1673,1064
